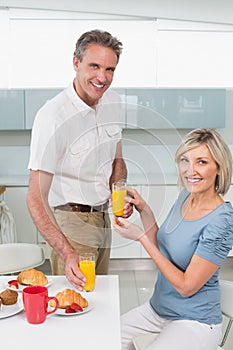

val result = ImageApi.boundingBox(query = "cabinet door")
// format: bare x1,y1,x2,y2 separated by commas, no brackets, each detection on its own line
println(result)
140,185,179,258
0,90,24,129
125,88,225,129
4,187,37,243
25,89,62,129
157,30,233,88
10,19,157,88
110,185,141,259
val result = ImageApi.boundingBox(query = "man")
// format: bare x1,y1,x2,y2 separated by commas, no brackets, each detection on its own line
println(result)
27,30,131,290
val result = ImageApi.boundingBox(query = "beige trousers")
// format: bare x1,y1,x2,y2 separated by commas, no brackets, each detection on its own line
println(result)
49,209,111,275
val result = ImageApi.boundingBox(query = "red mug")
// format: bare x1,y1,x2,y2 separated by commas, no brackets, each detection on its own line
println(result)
22,285,59,324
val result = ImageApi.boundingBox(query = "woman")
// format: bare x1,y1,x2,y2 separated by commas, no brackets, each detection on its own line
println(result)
113,129,233,350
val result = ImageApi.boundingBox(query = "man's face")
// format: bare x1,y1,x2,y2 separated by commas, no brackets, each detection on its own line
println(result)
73,44,118,107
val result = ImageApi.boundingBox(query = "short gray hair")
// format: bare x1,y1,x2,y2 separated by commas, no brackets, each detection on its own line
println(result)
74,29,123,64
175,128,232,195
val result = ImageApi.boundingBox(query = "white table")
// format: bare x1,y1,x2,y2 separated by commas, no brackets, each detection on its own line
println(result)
0,275,121,350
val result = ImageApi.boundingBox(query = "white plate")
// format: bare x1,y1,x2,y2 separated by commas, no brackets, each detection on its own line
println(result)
55,297,95,316
5,277,52,292
0,295,23,319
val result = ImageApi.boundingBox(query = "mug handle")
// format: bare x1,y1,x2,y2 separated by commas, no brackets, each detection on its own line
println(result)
46,296,59,315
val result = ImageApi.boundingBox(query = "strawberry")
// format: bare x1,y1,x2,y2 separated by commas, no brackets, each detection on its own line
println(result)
70,303,83,312
8,280,19,289
65,307,76,314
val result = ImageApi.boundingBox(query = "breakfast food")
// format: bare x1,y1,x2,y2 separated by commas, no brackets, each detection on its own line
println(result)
0,289,18,305
65,303,83,314
8,280,19,289
17,268,48,286
51,288,88,309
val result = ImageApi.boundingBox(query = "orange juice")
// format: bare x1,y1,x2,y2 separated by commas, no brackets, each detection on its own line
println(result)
112,188,127,217
79,260,96,291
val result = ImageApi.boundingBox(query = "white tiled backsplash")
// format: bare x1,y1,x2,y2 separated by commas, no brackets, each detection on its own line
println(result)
0,145,177,177
123,144,177,176
0,146,30,175
0,144,232,181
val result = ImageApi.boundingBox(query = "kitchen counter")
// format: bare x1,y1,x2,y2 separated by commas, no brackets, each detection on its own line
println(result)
0,175,30,187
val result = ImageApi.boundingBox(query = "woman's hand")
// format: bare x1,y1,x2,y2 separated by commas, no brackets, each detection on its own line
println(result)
113,216,145,241
122,201,133,218
124,188,147,214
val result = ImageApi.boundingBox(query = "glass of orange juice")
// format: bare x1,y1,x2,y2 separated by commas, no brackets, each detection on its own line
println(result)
112,181,127,217
79,253,96,292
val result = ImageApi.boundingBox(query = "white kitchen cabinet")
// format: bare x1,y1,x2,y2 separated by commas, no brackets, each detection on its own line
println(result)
25,89,62,129
10,18,157,88
0,10,9,88
4,187,37,244
125,88,225,129
0,90,24,130
157,29,233,88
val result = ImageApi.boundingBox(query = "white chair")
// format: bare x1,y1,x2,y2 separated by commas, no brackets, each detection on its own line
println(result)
0,243,45,274
133,279,233,350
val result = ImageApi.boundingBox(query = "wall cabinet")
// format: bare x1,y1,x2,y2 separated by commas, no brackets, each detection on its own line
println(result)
157,29,233,88
25,89,61,129
0,90,24,130
124,88,226,129
2,12,233,89
1,87,224,131
10,19,157,88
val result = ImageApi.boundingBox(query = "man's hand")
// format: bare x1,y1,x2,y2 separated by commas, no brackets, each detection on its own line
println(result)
64,255,86,291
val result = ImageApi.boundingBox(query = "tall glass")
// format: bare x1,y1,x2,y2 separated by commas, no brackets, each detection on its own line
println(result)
112,181,127,217
79,253,96,292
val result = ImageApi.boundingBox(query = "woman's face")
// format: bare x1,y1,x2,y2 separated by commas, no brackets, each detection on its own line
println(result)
178,144,219,194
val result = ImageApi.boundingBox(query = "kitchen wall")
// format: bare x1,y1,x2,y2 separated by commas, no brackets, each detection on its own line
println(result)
0,5,233,182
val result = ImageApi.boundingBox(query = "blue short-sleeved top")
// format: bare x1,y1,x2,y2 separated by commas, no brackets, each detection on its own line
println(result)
150,189,233,325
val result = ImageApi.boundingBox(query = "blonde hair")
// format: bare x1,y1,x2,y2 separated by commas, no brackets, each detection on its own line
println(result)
175,129,232,195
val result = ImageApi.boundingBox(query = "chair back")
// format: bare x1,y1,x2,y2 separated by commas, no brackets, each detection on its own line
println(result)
220,279,233,319
0,243,45,274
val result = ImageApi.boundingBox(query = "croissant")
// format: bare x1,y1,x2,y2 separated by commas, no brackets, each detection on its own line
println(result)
17,268,48,286
52,288,88,309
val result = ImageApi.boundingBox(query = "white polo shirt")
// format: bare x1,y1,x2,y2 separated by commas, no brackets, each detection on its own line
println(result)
28,83,124,207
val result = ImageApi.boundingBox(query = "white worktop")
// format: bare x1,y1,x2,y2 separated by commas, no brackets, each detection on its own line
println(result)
0,175,30,187
0,275,121,350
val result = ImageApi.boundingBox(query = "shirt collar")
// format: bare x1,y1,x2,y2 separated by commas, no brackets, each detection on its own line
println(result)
65,82,93,117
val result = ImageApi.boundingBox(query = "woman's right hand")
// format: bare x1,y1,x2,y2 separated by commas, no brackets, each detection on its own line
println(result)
125,188,147,214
